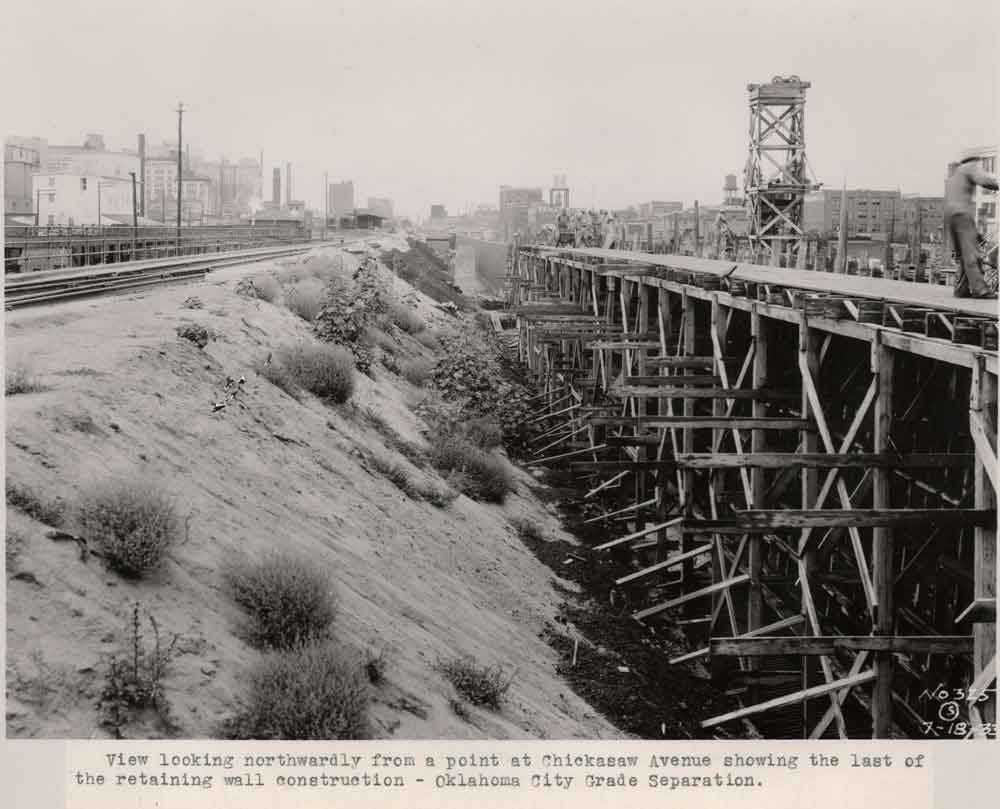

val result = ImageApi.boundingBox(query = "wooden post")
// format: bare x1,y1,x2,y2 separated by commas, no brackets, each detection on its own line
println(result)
749,308,767,691
970,356,996,727
871,331,895,737
681,289,697,604
799,313,821,735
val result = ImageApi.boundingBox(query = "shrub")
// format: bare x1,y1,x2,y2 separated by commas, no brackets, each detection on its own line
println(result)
224,550,338,650
5,364,47,395
418,480,460,508
429,434,514,504
254,275,281,302
262,343,355,404
6,527,26,572
463,416,502,449
226,642,370,740
369,450,415,495
306,254,344,282
364,647,388,685
283,279,326,322
6,481,65,526
437,656,513,710
400,358,434,387
100,602,181,735
77,480,180,578
388,302,425,334
511,517,545,543
177,322,210,349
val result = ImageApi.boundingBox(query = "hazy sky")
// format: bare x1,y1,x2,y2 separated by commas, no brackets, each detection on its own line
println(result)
4,0,998,220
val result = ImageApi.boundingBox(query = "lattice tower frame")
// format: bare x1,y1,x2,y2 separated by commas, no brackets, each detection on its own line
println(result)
744,76,816,266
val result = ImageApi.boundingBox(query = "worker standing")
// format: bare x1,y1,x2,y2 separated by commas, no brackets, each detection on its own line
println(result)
945,156,999,299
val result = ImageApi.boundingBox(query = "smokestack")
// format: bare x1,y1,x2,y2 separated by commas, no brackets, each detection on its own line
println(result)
137,133,146,216
286,162,292,206
272,168,281,208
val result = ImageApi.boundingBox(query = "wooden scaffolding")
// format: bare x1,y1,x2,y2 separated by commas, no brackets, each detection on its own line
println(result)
506,243,997,739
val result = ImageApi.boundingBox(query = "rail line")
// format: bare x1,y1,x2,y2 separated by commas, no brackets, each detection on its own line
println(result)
3,242,336,309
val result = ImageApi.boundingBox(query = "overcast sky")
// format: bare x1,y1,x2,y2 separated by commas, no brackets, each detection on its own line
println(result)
4,0,997,220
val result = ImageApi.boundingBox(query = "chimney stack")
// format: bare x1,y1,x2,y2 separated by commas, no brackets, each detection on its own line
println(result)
286,162,292,206
272,168,281,208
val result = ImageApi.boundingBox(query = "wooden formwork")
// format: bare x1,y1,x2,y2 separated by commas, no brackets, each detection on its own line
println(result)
507,245,997,740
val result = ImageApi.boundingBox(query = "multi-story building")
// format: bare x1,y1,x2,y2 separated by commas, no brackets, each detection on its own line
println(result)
32,173,133,226
499,185,544,239
329,181,354,217
45,134,140,180
898,195,944,245
367,197,394,220
4,136,44,225
639,200,683,218
802,189,903,240
429,204,447,221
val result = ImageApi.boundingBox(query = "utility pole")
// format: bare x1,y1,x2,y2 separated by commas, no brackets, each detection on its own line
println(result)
176,101,184,254
323,171,329,241
130,171,138,256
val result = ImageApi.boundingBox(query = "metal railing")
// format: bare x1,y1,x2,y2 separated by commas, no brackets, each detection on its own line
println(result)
4,224,309,274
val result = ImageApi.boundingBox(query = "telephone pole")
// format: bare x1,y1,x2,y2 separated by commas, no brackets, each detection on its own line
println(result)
176,102,184,254
324,171,329,241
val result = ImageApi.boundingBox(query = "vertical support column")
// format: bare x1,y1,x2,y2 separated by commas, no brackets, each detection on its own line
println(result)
799,313,821,736
681,289,696,604
749,308,767,677
655,286,671,563
970,356,996,727
710,295,727,620
871,331,895,738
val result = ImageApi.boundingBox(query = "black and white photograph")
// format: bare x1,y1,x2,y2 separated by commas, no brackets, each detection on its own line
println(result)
3,0,996,756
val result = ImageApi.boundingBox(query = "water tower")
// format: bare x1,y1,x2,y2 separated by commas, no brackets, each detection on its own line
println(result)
723,174,740,207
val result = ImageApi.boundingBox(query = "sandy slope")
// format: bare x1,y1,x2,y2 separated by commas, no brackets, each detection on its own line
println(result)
4,246,622,740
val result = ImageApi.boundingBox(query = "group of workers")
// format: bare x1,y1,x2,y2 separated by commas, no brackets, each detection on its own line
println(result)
550,209,616,248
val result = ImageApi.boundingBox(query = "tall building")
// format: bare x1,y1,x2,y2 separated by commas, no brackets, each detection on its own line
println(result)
4,136,44,225
45,134,139,180
499,185,543,239
272,168,281,208
367,197,394,219
430,204,447,221
329,181,355,217
802,189,903,240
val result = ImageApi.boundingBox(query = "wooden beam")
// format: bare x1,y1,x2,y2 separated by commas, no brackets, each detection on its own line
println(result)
871,331,895,739
532,443,608,464
615,543,713,584
611,385,798,400
587,416,810,429
669,614,805,665
670,453,973,469
682,509,994,532
701,669,877,729
593,517,683,551
711,635,975,657
583,496,658,524
623,375,723,386
632,573,750,620
955,598,997,624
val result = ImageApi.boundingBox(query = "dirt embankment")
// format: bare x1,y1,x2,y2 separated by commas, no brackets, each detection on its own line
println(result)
4,244,621,740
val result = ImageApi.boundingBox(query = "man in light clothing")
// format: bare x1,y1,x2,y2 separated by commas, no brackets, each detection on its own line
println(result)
945,156,999,299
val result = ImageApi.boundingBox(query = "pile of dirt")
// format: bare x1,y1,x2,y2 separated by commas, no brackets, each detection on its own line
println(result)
380,242,469,308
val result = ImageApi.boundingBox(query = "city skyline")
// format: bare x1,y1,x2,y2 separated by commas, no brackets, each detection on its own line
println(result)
4,0,997,220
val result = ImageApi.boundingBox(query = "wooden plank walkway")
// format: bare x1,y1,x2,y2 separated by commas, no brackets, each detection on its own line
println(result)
540,247,998,320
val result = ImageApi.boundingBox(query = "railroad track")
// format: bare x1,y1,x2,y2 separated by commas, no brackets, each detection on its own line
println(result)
4,243,320,309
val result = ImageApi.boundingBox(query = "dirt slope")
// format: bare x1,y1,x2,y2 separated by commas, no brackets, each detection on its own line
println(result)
4,245,622,740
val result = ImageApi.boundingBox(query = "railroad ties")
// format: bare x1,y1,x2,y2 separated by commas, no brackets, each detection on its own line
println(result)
507,245,997,740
